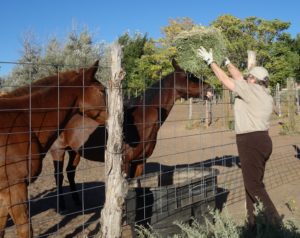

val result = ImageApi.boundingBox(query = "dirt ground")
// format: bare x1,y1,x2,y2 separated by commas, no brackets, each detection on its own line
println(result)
3,101,300,237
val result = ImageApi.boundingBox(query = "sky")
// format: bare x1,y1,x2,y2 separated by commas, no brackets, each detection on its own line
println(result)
0,0,299,75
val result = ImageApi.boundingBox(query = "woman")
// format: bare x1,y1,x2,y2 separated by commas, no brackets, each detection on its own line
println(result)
197,46,282,228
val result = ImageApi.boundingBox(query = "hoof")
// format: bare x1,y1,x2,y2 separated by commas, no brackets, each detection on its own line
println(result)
72,193,82,208
57,198,66,214
57,205,67,215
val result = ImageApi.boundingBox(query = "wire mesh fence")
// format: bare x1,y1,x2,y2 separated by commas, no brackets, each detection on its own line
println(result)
0,61,300,237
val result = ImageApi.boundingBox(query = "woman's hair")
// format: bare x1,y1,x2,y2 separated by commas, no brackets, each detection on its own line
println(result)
255,77,269,88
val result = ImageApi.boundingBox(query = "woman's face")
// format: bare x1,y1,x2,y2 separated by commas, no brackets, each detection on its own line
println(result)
245,74,256,84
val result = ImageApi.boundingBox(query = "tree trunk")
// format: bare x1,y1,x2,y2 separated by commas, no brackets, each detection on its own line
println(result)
99,42,128,238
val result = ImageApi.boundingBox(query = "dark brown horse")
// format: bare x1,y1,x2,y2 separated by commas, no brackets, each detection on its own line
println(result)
123,59,211,176
50,59,211,210
0,61,107,238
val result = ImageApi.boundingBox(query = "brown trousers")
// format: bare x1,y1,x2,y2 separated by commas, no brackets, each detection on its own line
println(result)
236,131,281,226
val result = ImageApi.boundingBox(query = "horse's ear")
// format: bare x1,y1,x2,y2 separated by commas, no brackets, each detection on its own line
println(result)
84,60,99,81
172,59,182,71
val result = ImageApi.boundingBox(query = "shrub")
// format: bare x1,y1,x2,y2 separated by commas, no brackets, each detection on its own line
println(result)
136,202,300,238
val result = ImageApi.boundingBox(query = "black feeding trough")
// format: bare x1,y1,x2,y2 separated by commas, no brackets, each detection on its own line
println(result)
124,166,219,236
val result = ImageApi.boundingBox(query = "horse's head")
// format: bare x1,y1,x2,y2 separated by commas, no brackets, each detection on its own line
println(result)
172,59,211,100
75,61,107,124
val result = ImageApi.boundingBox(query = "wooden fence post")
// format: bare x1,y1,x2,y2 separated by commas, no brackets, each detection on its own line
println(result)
188,98,193,120
247,50,256,70
205,99,212,127
223,86,231,129
287,77,296,132
99,42,128,238
275,83,282,117
295,83,300,115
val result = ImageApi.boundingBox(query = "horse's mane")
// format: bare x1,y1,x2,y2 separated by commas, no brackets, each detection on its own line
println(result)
1,70,79,98
127,72,174,107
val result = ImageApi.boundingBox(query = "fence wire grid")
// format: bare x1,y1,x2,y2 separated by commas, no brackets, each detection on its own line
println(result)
0,61,300,237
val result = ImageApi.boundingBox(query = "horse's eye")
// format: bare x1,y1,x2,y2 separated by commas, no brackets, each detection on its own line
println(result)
188,74,199,82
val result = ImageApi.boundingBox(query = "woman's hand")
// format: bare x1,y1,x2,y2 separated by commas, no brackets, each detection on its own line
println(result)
197,46,214,65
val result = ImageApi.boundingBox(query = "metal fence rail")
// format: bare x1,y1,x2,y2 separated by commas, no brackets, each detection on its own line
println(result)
0,61,299,237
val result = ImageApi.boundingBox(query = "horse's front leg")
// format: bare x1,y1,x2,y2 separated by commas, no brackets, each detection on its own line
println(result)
123,146,147,178
8,183,32,238
0,191,9,238
52,153,66,213
50,137,67,213
130,135,158,178
66,150,81,207
123,144,141,178
131,161,145,178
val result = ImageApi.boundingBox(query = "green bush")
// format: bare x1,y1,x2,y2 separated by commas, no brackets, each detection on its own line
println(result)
136,202,300,238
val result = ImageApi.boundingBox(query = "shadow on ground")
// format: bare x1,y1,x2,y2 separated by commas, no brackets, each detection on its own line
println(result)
5,181,105,237
5,154,241,237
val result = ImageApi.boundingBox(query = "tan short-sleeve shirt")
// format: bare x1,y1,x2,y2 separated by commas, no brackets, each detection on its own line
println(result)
233,80,273,134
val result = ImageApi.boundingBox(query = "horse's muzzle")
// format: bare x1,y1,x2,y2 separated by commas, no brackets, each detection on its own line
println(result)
95,111,108,124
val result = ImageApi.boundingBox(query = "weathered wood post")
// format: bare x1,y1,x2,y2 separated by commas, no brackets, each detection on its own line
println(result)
247,50,256,70
188,98,193,120
205,98,212,127
223,86,231,129
287,77,296,132
99,42,128,238
275,83,282,117
295,83,300,115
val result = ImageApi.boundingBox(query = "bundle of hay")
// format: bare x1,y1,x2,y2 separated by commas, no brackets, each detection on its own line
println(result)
173,26,228,77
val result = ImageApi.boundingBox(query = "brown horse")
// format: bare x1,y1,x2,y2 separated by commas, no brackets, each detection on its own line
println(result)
0,66,107,213
123,59,211,176
50,59,211,210
0,61,107,238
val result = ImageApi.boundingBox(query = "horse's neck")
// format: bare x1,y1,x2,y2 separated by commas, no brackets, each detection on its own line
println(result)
2,71,77,98
0,82,78,146
139,73,180,125
156,73,181,109
31,85,78,123
0,80,76,108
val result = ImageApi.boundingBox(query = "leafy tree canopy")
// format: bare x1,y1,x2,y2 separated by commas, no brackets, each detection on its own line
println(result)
211,14,297,88
6,27,106,89
4,15,299,93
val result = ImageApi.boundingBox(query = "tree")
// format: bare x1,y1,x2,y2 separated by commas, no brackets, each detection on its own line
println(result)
134,40,176,90
0,76,4,89
8,31,43,87
118,32,149,97
6,27,108,89
212,15,290,64
41,38,64,76
290,34,300,82
265,33,300,88
160,17,196,46
62,29,104,70
211,15,252,68
211,14,294,88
